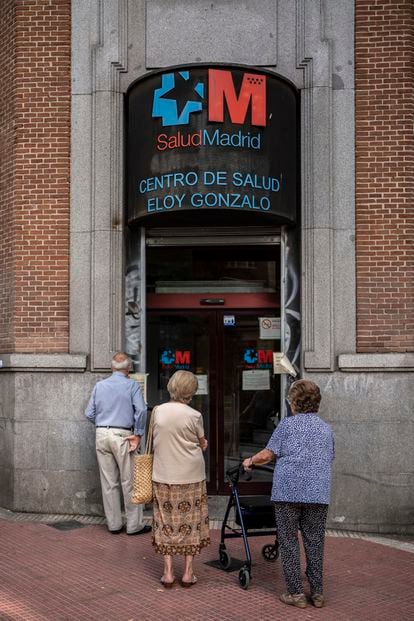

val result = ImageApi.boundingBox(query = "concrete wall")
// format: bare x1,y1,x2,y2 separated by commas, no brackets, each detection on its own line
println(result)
1,362,413,532
0,373,14,508
318,368,414,534
0,362,104,515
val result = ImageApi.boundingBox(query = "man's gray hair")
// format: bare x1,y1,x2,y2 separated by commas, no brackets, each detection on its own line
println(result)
111,353,132,371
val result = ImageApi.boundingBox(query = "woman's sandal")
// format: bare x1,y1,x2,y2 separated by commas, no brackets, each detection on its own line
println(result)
160,576,175,589
180,575,197,588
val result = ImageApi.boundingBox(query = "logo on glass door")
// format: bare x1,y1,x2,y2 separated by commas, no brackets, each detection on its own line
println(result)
160,349,191,370
243,348,273,369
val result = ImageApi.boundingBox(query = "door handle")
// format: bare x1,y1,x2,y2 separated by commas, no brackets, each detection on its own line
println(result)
200,298,225,305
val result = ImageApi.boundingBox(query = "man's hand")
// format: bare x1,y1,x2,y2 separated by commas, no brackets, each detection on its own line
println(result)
125,435,141,453
199,437,208,452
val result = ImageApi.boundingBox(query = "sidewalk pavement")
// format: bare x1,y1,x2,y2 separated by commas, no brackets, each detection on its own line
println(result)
0,514,413,621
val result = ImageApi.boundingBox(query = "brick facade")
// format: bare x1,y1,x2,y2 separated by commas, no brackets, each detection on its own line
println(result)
0,0,16,352
0,0,71,353
355,0,414,352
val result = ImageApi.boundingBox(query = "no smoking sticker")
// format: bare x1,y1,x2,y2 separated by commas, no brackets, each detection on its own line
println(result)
259,317,280,339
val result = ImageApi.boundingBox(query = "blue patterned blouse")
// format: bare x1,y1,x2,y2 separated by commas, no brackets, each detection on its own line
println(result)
266,413,335,504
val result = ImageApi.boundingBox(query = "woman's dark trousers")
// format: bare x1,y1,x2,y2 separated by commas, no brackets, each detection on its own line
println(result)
274,502,329,595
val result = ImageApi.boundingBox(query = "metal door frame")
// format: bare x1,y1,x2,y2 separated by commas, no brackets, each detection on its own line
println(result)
146,307,279,495
141,226,285,494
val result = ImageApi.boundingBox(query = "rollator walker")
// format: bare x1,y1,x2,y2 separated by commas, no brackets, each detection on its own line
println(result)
218,463,279,589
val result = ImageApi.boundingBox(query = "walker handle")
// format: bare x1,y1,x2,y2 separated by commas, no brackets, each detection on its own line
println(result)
225,463,252,483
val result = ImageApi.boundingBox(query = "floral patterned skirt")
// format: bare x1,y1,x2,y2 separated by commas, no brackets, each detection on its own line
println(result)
152,480,210,556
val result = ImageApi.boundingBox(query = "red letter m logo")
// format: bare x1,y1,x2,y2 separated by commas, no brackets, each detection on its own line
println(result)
208,69,266,127
258,350,273,364
175,351,190,365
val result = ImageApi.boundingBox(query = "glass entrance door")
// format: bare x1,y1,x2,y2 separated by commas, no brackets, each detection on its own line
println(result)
220,312,280,492
147,312,214,485
147,310,281,494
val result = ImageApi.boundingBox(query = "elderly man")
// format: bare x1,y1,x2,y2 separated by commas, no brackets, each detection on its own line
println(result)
85,352,151,535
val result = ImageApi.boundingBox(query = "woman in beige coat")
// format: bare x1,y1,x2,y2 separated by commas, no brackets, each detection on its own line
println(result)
152,370,210,588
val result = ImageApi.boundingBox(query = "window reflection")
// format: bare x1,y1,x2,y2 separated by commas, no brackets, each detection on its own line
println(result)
147,246,279,294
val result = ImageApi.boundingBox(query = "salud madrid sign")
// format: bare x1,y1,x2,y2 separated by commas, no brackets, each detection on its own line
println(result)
126,65,298,225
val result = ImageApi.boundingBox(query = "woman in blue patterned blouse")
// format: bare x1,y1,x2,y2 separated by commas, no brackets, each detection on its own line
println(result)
242,379,335,610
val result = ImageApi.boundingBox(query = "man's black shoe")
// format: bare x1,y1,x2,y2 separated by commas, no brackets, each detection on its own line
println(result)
127,525,152,536
109,527,123,534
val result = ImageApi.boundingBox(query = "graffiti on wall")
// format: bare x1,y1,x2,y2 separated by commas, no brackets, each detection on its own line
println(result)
283,226,301,388
125,231,142,371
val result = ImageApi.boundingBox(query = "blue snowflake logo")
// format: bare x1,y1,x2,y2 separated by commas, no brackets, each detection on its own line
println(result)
244,348,258,364
152,71,204,127
160,349,175,365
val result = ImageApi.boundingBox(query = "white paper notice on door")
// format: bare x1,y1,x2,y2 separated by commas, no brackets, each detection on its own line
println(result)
129,373,149,402
242,369,270,391
259,317,281,339
195,374,208,395
273,353,297,376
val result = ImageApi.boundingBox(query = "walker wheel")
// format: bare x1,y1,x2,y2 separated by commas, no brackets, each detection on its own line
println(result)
219,548,232,570
238,567,250,590
262,543,279,561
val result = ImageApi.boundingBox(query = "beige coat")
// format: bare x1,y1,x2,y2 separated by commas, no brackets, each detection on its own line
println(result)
152,401,206,484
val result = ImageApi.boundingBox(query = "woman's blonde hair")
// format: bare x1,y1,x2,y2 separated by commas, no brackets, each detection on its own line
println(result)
288,379,321,413
167,370,198,404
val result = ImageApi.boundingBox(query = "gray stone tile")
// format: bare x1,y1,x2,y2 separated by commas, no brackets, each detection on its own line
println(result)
332,90,355,230
333,228,356,354
14,421,49,469
146,0,277,67
70,232,92,354
70,95,93,234
0,419,14,468
0,468,13,507
13,468,103,515
324,0,355,91
48,421,97,470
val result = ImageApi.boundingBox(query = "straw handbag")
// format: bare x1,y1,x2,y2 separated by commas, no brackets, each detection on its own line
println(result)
131,407,156,504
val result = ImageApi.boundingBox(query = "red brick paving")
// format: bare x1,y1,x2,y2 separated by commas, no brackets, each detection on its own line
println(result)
0,520,413,621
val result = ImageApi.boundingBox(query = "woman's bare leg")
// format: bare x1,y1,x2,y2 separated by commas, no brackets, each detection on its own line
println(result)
182,555,194,583
162,554,174,583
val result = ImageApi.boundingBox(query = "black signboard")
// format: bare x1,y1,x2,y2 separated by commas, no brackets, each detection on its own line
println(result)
126,65,298,226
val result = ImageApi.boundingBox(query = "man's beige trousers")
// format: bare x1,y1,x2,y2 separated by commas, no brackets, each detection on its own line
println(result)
95,427,144,533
